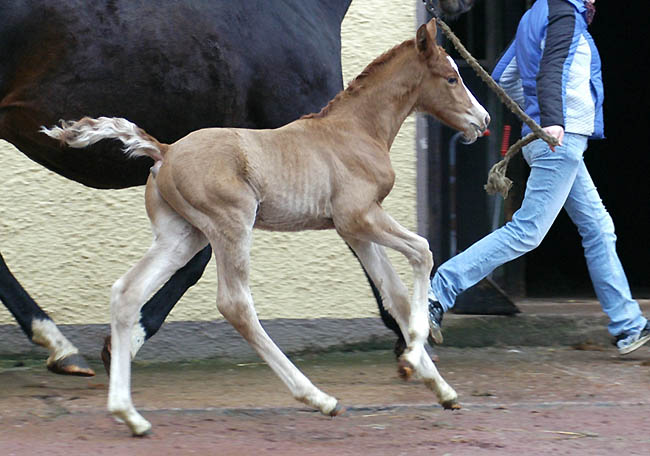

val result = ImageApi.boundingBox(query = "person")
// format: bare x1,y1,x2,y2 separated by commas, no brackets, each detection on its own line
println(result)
427,0,649,355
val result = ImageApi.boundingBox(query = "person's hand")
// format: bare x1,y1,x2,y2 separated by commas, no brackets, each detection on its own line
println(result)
542,125,564,151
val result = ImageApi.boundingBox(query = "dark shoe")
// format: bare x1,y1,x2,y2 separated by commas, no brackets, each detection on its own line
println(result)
428,298,444,344
615,322,650,355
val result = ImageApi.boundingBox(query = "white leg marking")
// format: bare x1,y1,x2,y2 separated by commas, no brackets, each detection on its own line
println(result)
31,318,78,365
130,322,147,360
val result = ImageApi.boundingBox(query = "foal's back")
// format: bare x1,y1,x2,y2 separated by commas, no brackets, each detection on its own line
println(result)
154,119,384,232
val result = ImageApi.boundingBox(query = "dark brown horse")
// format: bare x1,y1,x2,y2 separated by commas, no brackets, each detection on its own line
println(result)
0,0,476,375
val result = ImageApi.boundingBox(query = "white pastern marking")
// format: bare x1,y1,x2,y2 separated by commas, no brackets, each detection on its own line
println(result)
31,318,78,363
130,323,146,359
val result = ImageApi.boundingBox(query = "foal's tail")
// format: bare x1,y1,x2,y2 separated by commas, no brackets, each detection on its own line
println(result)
40,116,167,162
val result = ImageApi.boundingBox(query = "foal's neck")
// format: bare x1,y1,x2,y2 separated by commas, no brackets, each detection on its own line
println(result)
324,43,424,150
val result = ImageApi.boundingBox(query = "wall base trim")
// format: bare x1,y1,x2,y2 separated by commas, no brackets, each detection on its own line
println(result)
0,318,396,362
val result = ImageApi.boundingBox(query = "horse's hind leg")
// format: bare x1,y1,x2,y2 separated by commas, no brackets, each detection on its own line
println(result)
108,182,207,435
346,243,406,357
0,252,95,376
207,210,340,416
343,237,457,408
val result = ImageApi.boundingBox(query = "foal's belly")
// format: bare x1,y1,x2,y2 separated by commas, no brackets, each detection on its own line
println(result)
254,200,334,232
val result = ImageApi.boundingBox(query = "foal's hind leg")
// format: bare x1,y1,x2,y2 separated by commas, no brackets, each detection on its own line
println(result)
100,245,213,376
343,238,457,408
206,210,340,416
108,182,207,435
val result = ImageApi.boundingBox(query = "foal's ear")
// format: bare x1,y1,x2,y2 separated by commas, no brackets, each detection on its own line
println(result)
425,18,438,42
416,24,430,56
416,19,440,58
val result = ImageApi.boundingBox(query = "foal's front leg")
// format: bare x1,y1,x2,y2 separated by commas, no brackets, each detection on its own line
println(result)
336,205,458,408
343,237,458,408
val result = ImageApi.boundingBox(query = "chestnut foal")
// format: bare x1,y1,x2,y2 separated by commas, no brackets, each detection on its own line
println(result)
43,19,488,435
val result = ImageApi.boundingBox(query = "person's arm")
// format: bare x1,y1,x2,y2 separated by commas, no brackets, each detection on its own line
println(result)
493,40,525,107
537,0,578,146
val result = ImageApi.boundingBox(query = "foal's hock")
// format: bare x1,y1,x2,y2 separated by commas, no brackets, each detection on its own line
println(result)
42,19,489,436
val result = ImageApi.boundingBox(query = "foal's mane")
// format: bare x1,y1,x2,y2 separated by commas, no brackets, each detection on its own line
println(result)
301,39,416,120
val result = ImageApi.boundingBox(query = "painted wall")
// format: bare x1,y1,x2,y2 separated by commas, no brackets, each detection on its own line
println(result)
0,1,418,326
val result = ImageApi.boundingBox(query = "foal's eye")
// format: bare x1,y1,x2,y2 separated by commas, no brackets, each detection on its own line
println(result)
447,77,458,85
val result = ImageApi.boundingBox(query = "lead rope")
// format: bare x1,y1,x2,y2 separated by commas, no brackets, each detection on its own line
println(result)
423,0,559,198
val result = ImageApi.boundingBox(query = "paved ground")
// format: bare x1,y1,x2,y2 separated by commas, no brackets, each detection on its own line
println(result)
1,344,649,455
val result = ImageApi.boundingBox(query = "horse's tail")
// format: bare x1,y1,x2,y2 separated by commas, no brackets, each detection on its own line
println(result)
40,116,167,162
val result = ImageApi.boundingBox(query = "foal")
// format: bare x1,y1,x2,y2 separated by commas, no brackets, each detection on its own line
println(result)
43,19,489,436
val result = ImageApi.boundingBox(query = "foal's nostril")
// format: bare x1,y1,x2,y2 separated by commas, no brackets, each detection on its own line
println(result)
484,114,491,127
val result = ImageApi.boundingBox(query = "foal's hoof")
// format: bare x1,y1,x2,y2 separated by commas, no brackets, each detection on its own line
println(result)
328,403,346,417
47,353,95,377
133,427,153,438
397,358,415,381
100,335,112,377
441,400,461,410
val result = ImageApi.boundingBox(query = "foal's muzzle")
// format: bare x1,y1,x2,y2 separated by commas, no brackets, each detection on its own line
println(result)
461,120,488,144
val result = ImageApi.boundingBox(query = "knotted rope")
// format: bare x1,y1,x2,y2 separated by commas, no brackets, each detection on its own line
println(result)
423,0,559,198
483,132,536,197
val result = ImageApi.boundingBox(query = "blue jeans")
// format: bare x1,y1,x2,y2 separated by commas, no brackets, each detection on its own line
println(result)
430,133,646,337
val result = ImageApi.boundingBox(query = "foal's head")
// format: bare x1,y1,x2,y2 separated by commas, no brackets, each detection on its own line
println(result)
414,20,489,144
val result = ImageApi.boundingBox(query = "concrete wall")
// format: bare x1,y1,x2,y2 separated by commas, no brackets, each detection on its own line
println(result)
0,1,417,329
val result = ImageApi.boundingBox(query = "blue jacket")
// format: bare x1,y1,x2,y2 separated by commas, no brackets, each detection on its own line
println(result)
492,0,604,139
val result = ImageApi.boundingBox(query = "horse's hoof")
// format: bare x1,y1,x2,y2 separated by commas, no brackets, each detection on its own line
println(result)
328,403,346,417
442,400,461,410
397,358,414,381
47,353,95,377
100,335,112,377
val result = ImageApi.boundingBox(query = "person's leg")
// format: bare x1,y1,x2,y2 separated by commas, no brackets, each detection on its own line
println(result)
430,134,588,311
563,159,647,338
